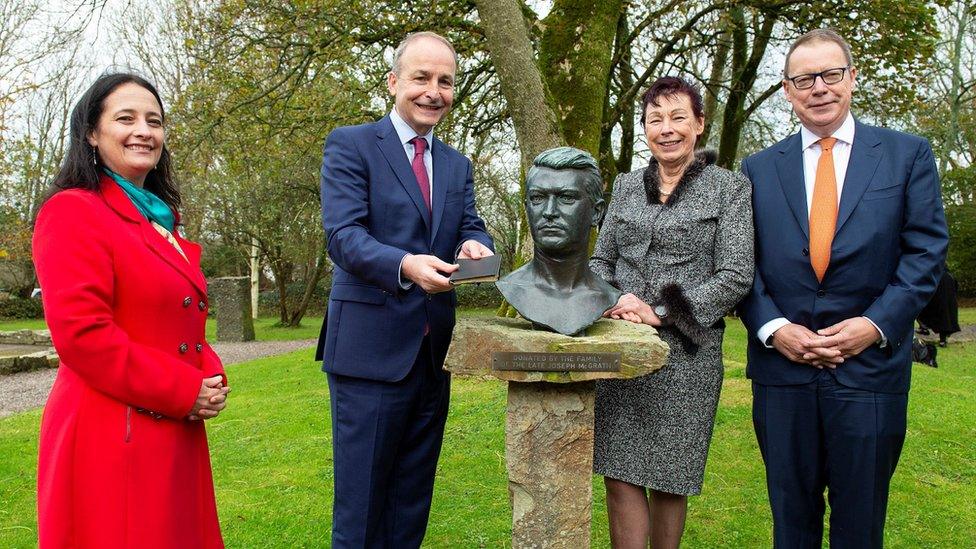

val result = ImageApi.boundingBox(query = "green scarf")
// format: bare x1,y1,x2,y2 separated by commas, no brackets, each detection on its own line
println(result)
103,168,176,233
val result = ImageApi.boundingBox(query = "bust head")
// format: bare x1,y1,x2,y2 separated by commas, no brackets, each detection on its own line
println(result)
495,147,621,336
525,147,605,258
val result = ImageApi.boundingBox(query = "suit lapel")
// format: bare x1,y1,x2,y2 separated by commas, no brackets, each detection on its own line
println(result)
836,120,882,234
774,133,809,239
100,177,208,297
375,116,431,232
430,139,450,244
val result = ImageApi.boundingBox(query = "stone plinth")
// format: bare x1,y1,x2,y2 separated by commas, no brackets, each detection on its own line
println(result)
208,277,255,342
0,329,52,346
0,329,58,375
0,348,59,375
444,317,668,548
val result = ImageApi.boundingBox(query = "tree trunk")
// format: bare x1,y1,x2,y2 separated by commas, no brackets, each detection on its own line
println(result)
274,265,289,326
701,20,731,148
941,0,970,174
717,7,775,168
540,0,626,157
473,0,563,169
604,9,634,186
286,238,329,327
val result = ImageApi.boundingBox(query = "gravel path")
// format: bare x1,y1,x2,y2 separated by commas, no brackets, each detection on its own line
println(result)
0,339,316,419
917,324,976,345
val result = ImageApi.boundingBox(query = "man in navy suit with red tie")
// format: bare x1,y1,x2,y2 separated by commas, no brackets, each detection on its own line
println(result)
316,31,494,548
740,29,948,547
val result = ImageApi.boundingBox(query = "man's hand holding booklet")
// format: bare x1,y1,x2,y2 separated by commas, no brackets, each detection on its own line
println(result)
449,255,501,285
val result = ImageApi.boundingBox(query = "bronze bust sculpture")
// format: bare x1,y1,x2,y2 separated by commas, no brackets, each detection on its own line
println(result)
496,147,622,336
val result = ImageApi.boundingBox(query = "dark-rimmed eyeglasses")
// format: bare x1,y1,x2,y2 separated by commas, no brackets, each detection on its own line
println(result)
784,66,850,90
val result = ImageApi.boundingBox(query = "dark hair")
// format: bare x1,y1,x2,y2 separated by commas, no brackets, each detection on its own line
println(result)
528,146,606,225
784,29,852,77
639,77,705,126
49,72,180,211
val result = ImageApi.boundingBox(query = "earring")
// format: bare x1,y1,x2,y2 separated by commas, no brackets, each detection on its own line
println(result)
92,145,98,165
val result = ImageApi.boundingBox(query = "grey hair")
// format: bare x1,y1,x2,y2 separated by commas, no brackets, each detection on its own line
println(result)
528,146,605,213
784,29,854,76
391,32,458,75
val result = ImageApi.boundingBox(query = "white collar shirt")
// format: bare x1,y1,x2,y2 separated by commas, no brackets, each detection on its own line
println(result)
390,107,434,205
799,111,856,213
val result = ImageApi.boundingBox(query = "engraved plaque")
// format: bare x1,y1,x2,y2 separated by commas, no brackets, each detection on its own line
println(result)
492,351,621,372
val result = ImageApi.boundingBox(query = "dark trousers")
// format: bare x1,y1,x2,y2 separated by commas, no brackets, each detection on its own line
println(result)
327,340,451,549
752,371,908,548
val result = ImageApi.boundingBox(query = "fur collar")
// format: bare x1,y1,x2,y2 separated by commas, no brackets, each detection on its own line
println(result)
642,149,717,206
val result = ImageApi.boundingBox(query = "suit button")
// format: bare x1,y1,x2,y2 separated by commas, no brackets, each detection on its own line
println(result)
816,290,826,297
183,297,192,307
179,343,188,354
802,248,809,256
198,301,206,311
196,343,203,352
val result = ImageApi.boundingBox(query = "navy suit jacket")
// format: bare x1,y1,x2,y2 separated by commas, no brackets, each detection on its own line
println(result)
316,116,493,381
740,120,948,393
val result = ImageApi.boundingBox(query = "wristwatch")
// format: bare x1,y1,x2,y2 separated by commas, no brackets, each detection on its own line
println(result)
653,304,669,320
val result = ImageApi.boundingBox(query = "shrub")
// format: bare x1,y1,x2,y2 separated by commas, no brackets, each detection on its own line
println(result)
454,282,503,309
258,279,331,316
0,297,44,319
947,203,976,297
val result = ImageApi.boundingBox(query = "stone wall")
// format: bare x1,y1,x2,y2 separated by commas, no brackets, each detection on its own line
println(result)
0,329,58,375
0,329,53,346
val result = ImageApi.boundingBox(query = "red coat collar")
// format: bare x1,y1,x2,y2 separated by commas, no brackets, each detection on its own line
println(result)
98,174,205,296
98,174,183,225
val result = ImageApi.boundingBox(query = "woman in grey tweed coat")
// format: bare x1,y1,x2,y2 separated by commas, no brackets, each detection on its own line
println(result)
590,77,754,548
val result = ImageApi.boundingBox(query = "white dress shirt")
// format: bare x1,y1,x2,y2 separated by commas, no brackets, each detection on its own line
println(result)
390,108,435,289
390,107,434,204
757,113,885,347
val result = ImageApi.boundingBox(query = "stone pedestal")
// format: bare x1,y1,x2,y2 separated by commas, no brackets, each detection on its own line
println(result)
208,277,255,342
445,317,668,548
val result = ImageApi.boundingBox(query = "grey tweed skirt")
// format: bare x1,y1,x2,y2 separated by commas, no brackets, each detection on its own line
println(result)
593,334,724,495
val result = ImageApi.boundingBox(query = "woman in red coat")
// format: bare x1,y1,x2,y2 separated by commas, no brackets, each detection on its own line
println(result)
32,72,229,548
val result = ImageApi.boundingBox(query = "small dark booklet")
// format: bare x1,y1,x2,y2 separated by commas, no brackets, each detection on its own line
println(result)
450,255,502,285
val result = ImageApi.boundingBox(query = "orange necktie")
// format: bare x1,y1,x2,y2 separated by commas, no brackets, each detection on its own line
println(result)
809,137,838,282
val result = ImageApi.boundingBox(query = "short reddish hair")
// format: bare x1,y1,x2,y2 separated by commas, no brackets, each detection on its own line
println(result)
639,77,704,125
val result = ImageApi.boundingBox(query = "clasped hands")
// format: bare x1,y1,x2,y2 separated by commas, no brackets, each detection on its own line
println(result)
772,317,881,369
603,293,663,327
188,375,230,421
401,240,493,294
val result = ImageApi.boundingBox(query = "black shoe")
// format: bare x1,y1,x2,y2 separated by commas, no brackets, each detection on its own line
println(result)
916,327,930,335
927,344,938,368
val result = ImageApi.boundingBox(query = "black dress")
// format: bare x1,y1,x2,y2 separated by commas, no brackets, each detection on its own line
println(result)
917,269,960,337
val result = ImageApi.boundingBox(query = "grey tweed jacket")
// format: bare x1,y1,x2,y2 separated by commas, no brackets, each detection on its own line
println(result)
590,153,755,346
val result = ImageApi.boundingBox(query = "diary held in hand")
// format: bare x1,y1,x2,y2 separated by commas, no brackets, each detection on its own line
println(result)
449,255,502,285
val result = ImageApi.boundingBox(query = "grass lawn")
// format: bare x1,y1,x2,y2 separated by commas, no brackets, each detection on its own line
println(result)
957,306,976,327
0,319,47,331
1,316,974,547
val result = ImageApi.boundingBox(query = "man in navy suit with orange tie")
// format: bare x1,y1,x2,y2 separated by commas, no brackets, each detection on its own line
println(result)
316,31,494,548
740,29,948,548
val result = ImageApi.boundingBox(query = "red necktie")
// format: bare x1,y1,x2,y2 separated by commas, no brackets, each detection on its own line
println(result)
410,136,432,337
410,137,431,214
809,137,838,282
